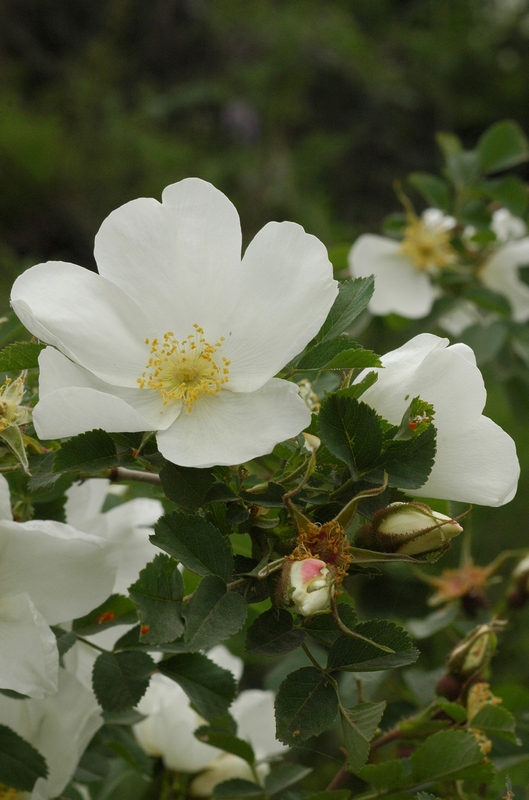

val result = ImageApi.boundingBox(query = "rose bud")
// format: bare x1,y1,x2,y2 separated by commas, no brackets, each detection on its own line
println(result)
281,558,334,617
356,502,463,557
447,624,497,679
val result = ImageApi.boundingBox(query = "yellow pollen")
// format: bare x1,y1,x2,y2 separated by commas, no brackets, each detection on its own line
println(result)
400,217,456,271
0,787,21,800
137,325,229,411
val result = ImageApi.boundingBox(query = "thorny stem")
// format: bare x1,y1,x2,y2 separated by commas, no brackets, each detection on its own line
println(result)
109,466,161,485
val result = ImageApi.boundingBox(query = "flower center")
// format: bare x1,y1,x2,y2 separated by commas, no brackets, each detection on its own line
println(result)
400,218,455,271
137,325,230,412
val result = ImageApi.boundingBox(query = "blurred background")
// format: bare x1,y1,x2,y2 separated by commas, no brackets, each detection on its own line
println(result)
2,0,529,678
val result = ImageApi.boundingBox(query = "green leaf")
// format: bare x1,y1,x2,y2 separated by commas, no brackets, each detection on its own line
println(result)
459,322,507,366
50,625,77,658
471,703,519,744
92,651,156,712
183,576,248,651
295,339,380,371
411,729,494,784
477,120,529,174
0,341,45,371
486,175,528,216
263,764,313,795
128,554,185,645
327,620,419,672
374,424,436,490
301,793,350,800
195,727,255,765
462,284,512,315
335,372,378,401
151,511,233,581
318,395,382,480
359,759,407,791
316,277,375,343
408,172,451,212
159,461,216,509
305,603,358,647
213,779,263,798
340,701,386,773
245,608,305,656
53,429,119,474
0,724,48,791
73,594,138,635
275,667,338,745
415,794,443,800
159,653,236,720
445,150,481,188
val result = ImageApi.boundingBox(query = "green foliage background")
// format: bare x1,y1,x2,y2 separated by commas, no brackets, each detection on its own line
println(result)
2,0,529,688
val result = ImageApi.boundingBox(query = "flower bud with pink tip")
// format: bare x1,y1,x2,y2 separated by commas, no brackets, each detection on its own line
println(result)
282,558,335,617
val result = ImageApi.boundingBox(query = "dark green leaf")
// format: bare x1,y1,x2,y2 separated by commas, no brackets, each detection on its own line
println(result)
184,576,248,651
73,594,138,635
477,120,529,173
264,764,313,795
213,779,263,798
318,396,382,480
301,793,349,800
462,284,512,315
335,372,378,401
195,727,255,765
411,729,494,784
53,429,119,474
128,554,185,645
0,724,48,791
0,341,45,371
246,608,305,656
92,651,155,712
305,603,358,647
340,701,386,773
327,620,419,672
159,462,216,509
374,424,436,490
296,339,380,371
408,172,451,212
415,794,443,800
445,150,481,188
275,667,338,745
151,511,233,581
316,278,375,343
159,653,236,720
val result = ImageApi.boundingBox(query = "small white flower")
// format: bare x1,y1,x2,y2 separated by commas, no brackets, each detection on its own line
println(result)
11,179,337,468
288,558,334,616
0,668,103,800
480,237,529,323
0,474,116,699
348,209,456,319
356,333,519,506
65,478,163,594
491,208,527,242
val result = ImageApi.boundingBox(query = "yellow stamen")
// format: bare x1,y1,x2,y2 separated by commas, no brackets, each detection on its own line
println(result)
400,217,456,271
137,326,229,412
0,786,21,799
0,377,30,433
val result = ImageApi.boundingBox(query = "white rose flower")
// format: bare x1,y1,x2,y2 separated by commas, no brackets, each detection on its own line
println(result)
348,209,456,319
65,478,163,594
480,237,529,323
356,333,519,506
11,178,337,468
0,668,103,800
0,475,116,699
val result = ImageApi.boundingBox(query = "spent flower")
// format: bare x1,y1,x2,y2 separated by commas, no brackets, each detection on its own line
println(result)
11,178,337,468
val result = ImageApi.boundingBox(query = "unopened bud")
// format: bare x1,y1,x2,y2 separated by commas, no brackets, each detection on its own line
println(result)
447,624,496,679
281,558,334,617
436,673,463,701
356,502,463,557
